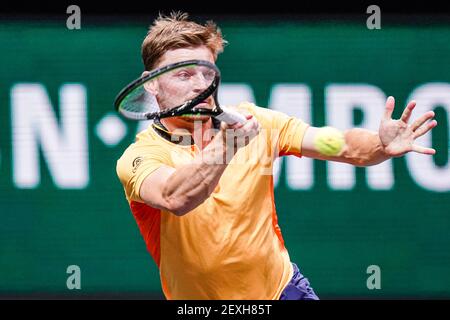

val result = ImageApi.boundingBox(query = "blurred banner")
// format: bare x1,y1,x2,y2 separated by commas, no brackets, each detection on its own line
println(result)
0,17,449,298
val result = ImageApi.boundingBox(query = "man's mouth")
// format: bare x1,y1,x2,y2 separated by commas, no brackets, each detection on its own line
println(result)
195,100,212,108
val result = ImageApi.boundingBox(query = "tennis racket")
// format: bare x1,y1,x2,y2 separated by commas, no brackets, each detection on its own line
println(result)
114,59,246,125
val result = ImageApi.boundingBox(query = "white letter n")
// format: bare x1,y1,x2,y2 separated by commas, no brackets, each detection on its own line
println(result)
12,83,89,189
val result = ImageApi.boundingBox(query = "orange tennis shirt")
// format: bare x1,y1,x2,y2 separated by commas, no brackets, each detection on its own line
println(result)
116,102,309,299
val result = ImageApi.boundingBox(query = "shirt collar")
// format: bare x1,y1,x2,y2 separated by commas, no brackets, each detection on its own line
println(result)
152,117,221,146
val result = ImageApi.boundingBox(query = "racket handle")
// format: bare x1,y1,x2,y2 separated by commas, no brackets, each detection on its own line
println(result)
215,106,247,125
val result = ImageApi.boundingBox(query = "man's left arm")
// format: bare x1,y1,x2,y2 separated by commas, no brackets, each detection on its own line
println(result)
301,96,438,167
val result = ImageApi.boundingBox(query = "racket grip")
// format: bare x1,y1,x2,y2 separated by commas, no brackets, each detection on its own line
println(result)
215,106,247,125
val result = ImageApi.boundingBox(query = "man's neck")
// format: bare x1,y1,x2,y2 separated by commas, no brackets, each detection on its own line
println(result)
160,117,218,150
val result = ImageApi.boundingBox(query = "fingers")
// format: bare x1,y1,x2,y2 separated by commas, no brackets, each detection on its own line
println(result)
221,115,259,135
412,144,436,155
400,100,416,123
234,115,260,138
225,114,253,130
413,119,438,139
383,96,395,120
411,110,435,131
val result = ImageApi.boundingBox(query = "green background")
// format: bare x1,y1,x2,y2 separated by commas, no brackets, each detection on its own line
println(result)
0,17,449,298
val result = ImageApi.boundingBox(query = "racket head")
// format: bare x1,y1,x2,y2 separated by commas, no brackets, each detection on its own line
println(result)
114,60,221,121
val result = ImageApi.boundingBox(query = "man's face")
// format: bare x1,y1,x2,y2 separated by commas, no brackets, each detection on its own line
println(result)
146,46,216,122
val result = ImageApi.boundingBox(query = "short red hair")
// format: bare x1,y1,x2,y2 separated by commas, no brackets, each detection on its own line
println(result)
141,11,227,70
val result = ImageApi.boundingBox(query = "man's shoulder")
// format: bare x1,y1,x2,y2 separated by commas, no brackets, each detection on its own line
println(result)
232,101,277,117
117,125,169,162
116,125,174,180
233,101,258,113
231,102,279,128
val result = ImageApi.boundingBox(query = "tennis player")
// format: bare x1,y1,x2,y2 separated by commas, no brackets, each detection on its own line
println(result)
116,12,437,300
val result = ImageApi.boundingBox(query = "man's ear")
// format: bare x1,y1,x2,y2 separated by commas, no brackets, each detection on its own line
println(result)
142,71,158,96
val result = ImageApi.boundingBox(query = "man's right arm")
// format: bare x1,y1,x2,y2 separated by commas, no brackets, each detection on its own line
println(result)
139,150,227,216
140,116,259,216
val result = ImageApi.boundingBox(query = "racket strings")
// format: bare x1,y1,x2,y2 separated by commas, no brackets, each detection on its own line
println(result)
115,60,221,121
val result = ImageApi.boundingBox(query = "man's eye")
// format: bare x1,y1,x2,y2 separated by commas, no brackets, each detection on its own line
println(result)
203,71,215,81
177,72,191,80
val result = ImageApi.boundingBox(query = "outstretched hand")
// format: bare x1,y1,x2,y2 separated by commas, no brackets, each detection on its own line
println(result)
379,96,437,157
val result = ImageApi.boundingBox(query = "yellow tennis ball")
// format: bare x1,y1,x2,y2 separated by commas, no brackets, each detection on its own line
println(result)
313,127,345,156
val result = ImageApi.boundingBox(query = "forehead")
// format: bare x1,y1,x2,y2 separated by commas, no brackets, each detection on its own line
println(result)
156,47,215,68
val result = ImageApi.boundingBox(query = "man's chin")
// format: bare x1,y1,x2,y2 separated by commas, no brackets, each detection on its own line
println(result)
176,115,211,123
